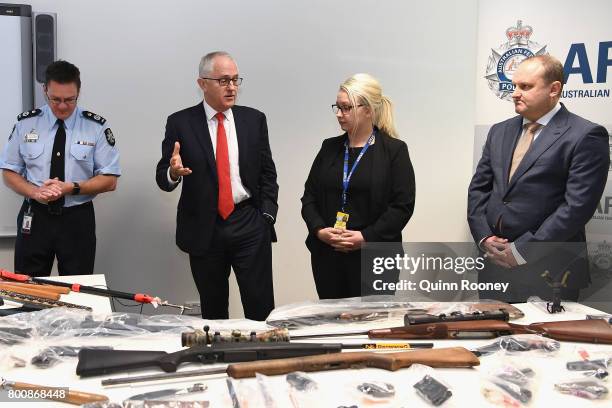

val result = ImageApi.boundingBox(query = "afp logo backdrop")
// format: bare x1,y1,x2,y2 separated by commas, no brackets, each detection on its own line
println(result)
473,0,612,305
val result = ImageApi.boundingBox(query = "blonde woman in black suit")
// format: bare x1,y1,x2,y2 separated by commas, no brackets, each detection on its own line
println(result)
301,73,416,299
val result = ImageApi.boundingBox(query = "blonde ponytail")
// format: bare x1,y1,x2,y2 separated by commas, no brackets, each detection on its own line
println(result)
377,95,398,138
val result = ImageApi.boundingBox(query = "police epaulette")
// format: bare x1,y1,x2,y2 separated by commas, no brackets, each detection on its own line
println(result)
82,111,107,125
17,109,42,121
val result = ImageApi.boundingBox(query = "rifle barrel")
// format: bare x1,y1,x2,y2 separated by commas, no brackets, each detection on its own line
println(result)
102,366,228,386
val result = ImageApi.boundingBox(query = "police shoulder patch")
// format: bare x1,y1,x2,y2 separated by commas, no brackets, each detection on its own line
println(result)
105,128,116,146
82,111,107,125
17,109,42,121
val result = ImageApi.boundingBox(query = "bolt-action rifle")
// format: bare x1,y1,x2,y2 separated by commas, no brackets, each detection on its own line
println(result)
368,319,612,344
76,341,343,377
101,346,480,386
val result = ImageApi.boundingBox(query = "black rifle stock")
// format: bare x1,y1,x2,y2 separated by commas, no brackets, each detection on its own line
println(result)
77,342,342,377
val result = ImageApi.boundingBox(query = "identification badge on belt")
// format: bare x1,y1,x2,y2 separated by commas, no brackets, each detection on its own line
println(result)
21,205,33,234
334,211,349,229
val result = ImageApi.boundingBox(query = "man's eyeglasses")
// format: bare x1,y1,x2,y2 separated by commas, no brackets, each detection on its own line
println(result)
46,94,78,106
200,77,243,87
332,104,364,115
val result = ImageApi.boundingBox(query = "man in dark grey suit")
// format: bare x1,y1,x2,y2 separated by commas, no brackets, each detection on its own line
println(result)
468,55,609,302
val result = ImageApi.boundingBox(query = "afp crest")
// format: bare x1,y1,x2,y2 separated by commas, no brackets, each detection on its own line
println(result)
485,20,548,101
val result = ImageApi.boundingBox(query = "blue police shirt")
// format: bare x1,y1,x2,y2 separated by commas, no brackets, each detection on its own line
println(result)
0,105,121,207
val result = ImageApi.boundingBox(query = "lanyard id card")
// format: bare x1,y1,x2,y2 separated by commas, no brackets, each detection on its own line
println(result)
21,205,33,234
334,211,349,229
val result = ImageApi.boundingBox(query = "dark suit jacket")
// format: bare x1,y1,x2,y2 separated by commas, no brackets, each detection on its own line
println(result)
468,104,609,288
301,130,415,252
156,103,278,256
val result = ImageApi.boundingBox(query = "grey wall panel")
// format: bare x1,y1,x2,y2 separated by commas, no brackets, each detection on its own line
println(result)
0,4,32,237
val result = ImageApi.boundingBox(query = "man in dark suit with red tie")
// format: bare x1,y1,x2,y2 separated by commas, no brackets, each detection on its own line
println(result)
156,51,278,320
468,55,609,303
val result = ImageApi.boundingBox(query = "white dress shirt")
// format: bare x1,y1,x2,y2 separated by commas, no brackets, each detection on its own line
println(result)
167,101,250,204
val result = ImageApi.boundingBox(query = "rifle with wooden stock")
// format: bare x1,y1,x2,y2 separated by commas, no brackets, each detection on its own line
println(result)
368,319,612,344
101,346,479,386
266,301,525,329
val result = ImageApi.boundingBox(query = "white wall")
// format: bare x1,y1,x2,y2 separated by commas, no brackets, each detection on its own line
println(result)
0,0,478,316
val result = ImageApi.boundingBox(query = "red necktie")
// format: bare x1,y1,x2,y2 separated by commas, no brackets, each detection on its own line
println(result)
215,112,234,219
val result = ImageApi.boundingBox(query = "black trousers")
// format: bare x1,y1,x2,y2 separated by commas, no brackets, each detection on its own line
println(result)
311,242,363,299
14,200,96,277
311,242,400,299
189,204,274,321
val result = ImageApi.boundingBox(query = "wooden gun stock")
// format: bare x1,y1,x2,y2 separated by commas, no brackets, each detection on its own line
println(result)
226,347,479,379
368,319,612,344
525,319,612,344
0,281,71,295
0,283,60,301
8,381,108,405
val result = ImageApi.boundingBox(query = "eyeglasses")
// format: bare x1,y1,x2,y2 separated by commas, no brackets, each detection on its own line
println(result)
200,77,243,87
332,104,364,115
46,94,78,106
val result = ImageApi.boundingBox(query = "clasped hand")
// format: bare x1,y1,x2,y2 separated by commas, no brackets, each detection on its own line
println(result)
483,235,518,268
32,178,71,204
317,227,364,252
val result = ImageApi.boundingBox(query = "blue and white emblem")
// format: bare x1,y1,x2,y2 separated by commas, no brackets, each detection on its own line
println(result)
485,20,548,101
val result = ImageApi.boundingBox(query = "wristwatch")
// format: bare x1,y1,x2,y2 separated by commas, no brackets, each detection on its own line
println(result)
72,182,81,196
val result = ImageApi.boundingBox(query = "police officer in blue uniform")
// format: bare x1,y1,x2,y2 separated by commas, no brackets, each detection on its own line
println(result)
0,60,120,277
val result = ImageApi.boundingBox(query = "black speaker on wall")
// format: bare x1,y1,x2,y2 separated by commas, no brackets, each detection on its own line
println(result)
33,12,56,107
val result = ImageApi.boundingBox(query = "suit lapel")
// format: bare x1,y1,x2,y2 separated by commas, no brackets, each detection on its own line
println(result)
233,107,249,181
501,116,523,190
506,106,570,192
189,103,217,177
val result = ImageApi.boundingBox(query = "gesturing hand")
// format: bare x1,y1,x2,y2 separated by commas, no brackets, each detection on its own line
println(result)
169,141,192,181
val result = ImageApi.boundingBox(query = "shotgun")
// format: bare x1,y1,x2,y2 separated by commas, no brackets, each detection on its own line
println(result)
368,319,612,344
101,347,479,386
